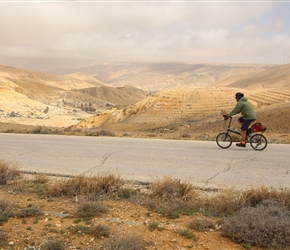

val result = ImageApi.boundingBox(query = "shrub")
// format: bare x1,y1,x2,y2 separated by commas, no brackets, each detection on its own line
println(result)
188,217,215,232
0,228,8,247
0,160,21,185
222,199,290,248
96,130,115,137
117,188,137,199
33,174,50,184
102,234,146,250
75,201,107,218
151,177,197,201
175,228,197,240
41,239,65,250
145,198,198,218
201,188,244,216
68,224,110,237
47,174,123,198
17,205,43,218
148,222,159,230
0,200,13,225
241,186,290,207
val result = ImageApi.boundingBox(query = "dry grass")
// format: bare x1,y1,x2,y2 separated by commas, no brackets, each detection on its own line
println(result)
68,224,110,238
201,188,245,216
187,217,215,232
40,238,66,250
74,201,107,218
0,228,8,247
0,160,21,185
0,200,13,225
150,176,197,201
47,174,124,198
241,186,290,207
1,161,290,249
102,234,146,250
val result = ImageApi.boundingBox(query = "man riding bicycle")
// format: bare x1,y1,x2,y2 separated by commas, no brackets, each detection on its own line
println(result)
224,92,256,147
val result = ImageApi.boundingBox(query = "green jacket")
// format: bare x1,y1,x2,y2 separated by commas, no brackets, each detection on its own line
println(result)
228,96,256,120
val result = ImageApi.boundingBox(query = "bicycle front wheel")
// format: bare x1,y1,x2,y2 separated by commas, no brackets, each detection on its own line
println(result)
216,132,232,149
250,134,267,151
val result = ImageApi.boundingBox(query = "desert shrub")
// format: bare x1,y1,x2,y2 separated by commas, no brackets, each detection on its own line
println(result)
148,222,164,231
41,239,65,250
75,201,107,218
68,224,110,237
146,177,199,218
17,205,43,218
201,188,244,216
0,200,13,225
117,188,137,199
188,217,215,232
222,199,290,248
145,197,198,218
9,178,48,196
33,174,50,184
96,130,115,137
151,177,197,201
0,228,8,247
102,234,146,250
175,228,197,240
47,174,123,198
201,187,290,216
181,133,191,139
33,126,43,134
241,186,290,207
0,160,21,185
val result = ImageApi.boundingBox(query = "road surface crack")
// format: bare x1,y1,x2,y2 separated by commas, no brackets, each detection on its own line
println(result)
80,148,130,175
202,153,257,189
203,160,232,188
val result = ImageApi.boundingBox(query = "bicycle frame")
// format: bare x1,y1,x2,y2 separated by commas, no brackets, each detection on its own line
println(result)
224,117,242,136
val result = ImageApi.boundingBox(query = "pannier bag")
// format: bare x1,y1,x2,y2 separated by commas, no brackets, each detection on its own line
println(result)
247,122,266,135
251,122,267,132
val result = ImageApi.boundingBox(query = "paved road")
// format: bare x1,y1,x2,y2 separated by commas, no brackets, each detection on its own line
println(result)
0,133,289,190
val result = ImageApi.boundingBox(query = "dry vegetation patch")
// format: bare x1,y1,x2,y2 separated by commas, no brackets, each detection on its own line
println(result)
0,161,290,249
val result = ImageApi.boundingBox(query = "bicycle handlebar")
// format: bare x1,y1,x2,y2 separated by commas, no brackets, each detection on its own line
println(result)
223,115,232,120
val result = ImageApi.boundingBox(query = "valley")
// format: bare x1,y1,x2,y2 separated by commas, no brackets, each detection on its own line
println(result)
0,61,289,143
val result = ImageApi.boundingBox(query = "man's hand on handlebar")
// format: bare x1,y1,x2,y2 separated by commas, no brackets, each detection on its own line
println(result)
223,114,229,120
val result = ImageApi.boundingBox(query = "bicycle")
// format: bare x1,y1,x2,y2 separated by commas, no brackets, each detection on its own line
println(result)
216,116,268,151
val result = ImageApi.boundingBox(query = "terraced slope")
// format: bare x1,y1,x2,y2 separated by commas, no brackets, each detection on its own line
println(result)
74,86,290,143
248,89,290,107
75,87,242,130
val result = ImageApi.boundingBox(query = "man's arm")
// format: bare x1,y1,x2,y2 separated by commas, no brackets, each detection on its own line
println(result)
228,102,242,117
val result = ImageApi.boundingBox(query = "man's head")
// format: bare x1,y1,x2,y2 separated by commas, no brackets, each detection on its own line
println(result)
235,92,244,101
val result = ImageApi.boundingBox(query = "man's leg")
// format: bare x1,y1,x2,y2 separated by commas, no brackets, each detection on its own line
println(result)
236,117,247,147
241,130,246,144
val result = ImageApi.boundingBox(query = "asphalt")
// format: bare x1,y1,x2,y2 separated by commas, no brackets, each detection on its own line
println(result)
0,133,289,190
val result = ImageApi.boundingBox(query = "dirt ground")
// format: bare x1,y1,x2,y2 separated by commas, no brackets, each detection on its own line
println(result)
0,184,265,250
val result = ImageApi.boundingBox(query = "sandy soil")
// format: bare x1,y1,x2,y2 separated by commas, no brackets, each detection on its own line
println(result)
0,185,263,250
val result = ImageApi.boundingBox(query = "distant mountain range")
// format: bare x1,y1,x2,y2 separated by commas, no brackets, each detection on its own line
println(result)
1,57,289,91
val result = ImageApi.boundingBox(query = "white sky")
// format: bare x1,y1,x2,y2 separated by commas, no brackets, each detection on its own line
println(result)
0,0,290,64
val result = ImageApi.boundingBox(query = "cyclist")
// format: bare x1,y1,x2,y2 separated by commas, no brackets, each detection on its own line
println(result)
224,92,256,147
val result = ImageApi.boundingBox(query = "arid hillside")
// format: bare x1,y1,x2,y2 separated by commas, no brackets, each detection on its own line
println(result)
70,63,290,143
0,64,148,127
0,62,290,144
71,86,290,142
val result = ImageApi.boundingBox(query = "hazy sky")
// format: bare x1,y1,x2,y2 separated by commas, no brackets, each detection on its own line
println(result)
0,0,290,64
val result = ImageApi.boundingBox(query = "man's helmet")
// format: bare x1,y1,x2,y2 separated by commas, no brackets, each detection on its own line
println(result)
235,92,244,99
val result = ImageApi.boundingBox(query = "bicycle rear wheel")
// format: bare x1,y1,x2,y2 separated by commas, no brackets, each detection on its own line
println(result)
249,134,267,151
216,132,232,149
